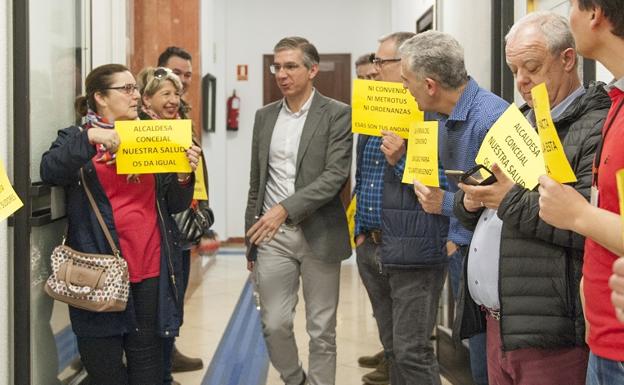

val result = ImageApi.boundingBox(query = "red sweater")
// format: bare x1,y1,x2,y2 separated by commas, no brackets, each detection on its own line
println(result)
94,162,161,283
584,86,624,361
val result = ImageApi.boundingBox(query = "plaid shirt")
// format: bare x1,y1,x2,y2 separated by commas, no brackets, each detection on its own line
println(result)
438,77,509,245
355,136,448,235
355,136,385,234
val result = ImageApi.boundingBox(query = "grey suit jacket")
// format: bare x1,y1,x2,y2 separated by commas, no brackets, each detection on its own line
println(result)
245,91,352,263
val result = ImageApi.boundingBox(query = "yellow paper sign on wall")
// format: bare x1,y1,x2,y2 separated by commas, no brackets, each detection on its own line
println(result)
531,83,577,183
617,169,624,238
352,79,424,139
476,105,546,189
402,121,439,187
0,160,24,221
193,156,208,200
115,120,192,174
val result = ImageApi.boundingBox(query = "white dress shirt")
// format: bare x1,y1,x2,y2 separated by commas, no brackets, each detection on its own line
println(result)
263,90,315,213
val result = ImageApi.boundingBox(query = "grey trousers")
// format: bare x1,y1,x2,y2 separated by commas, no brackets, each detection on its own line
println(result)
255,224,341,385
356,238,447,385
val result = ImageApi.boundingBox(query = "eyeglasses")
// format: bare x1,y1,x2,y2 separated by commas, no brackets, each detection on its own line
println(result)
104,84,139,95
269,63,302,75
371,56,401,67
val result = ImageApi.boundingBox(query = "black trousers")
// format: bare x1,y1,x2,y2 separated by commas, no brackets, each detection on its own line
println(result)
76,277,163,385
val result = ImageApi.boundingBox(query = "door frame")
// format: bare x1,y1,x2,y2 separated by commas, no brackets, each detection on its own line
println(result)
13,0,32,382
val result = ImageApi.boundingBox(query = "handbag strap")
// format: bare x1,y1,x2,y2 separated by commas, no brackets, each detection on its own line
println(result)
80,169,121,258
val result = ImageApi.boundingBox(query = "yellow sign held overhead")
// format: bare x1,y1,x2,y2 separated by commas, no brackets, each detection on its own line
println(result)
402,121,439,187
352,79,424,139
193,156,209,201
0,160,24,221
531,83,577,183
476,105,546,189
115,120,192,174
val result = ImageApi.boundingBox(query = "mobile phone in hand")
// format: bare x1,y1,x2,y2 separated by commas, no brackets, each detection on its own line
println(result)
463,164,497,186
444,165,497,186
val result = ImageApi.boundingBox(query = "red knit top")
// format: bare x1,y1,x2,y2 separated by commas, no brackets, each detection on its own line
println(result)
583,86,624,361
94,162,161,283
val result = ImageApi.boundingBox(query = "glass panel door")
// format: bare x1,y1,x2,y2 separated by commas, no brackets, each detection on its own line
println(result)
28,0,88,383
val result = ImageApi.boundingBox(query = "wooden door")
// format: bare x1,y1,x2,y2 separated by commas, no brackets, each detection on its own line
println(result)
130,0,202,139
263,53,352,207
263,53,351,105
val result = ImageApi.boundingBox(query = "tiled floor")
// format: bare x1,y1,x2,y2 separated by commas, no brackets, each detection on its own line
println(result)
176,248,451,385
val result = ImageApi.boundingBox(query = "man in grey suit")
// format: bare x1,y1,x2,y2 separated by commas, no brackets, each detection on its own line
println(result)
245,36,352,385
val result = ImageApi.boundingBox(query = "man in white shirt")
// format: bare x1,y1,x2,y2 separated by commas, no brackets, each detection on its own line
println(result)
245,36,352,385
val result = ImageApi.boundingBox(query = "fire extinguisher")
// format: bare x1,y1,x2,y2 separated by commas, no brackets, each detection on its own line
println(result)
226,90,240,131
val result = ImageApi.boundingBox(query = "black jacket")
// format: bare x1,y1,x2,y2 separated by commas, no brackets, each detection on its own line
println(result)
356,135,449,268
40,125,194,338
453,82,611,350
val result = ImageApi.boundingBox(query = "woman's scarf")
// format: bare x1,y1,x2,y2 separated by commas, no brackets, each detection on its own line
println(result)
85,109,115,163
85,108,140,183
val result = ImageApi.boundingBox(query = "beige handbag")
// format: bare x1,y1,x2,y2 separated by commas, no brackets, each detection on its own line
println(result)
44,170,129,312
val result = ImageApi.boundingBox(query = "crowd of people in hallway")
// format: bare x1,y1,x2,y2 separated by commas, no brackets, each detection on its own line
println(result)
37,0,624,384
244,1,624,385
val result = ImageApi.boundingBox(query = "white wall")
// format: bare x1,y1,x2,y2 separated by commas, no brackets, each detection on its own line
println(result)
201,0,391,239
390,0,493,89
91,0,128,67
437,0,492,90
0,0,11,383
391,0,434,32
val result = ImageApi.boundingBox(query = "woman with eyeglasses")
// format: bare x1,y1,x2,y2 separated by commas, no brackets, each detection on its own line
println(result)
40,64,201,385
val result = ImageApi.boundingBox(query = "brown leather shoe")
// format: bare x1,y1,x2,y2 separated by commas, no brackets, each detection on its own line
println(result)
358,350,385,368
362,356,389,385
171,345,204,372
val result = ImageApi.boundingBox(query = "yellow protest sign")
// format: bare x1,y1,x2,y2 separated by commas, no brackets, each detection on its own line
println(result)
352,79,424,139
402,121,439,187
193,156,208,200
115,120,192,174
0,160,24,221
617,169,624,238
531,83,577,183
476,105,546,189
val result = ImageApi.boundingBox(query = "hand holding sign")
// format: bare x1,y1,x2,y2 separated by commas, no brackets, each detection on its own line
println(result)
380,130,406,166
87,128,121,154
413,180,444,214
457,164,514,210
537,175,587,230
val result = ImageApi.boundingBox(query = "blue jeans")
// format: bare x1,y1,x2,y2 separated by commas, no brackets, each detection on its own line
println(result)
356,238,447,385
450,246,488,385
586,352,624,385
